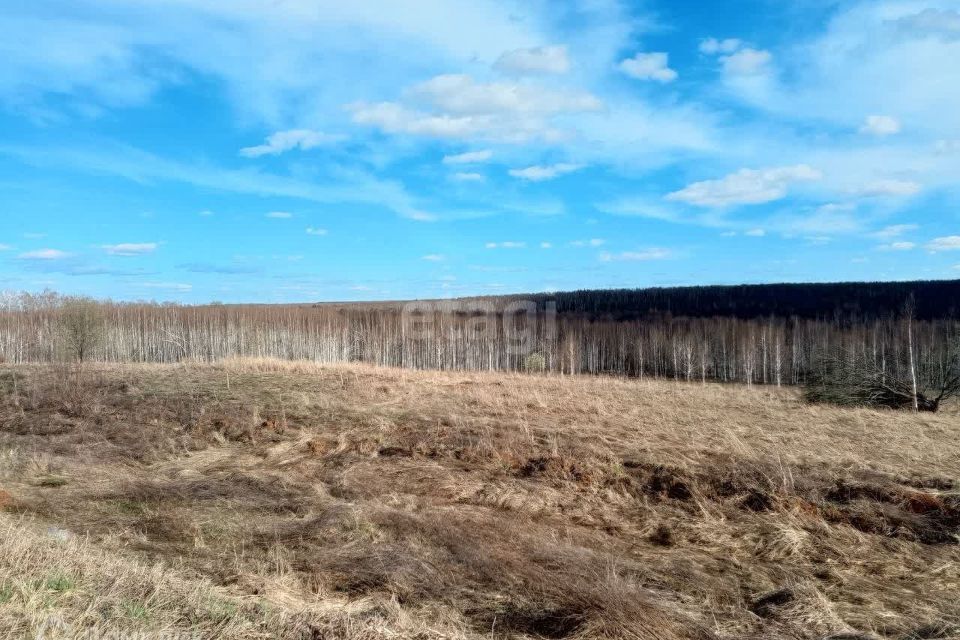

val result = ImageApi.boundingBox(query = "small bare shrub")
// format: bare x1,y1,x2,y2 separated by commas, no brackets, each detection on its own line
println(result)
804,351,960,412
57,297,106,363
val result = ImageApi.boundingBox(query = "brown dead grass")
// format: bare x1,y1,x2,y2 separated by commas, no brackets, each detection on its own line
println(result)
0,360,958,639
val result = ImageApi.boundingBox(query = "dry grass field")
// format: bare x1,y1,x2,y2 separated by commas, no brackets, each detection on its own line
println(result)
0,359,958,639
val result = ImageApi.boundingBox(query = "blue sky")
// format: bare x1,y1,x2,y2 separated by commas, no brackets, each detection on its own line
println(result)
1,0,960,302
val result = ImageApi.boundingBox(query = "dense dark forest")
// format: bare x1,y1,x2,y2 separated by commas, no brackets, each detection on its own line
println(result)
529,280,960,321
1,280,958,389
318,280,960,321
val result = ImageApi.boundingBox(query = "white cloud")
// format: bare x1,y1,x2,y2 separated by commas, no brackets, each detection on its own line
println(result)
570,238,605,247
350,74,603,143
485,241,526,249
871,224,918,239
1,142,431,222
599,248,671,261
893,8,960,41
18,249,71,260
442,149,493,164
699,38,742,55
857,179,921,197
350,102,488,139
859,115,900,137
595,197,679,221
305,227,328,236
540,242,552,249
142,282,192,292
198,210,215,217
745,228,766,237
935,139,960,154
349,101,565,143
878,241,915,251
266,211,293,218
240,129,344,158
509,163,583,181
451,172,484,182
618,52,677,83
0,0,544,124
406,211,437,222
421,254,445,261
666,164,821,207
720,48,772,76
0,244,12,251
411,74,602,116
102,242,158,256
494,45,570,75
927,236,960,252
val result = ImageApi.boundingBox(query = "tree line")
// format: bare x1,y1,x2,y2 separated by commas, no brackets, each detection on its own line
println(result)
0,286,957,397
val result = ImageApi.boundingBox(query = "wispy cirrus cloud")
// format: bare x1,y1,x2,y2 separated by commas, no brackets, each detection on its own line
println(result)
101,243,158,256
599,248,672,262
18,248,71,260
493,45,569,75
442,150,493,164
509,163,582,182
240,130,344,158
926,236,960,252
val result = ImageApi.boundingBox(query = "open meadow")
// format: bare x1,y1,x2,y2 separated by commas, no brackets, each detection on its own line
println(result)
1,359,958,639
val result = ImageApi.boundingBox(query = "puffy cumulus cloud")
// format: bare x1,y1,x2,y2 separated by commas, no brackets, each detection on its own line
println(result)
240,129,344,157
857,179,921,197
859,115,900,136
720,48,772,76
699,38,772,80
442,149,493,164
494,45,570,75
509,163,582,181
699,38,742,54
350,102,492,139
350,74,601,143
599,248,671,261
926,236,960,251
666,165,821,207
101,242,158,256
618,52,677,82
